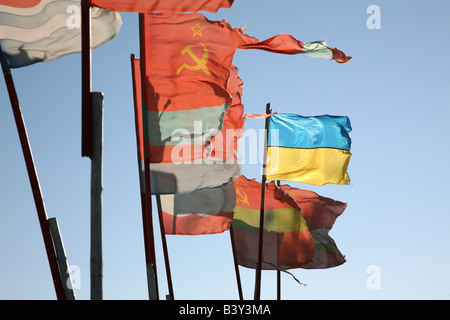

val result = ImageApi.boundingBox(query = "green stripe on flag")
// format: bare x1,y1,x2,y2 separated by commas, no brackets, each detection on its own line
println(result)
300,41,333,59
148,104,228,146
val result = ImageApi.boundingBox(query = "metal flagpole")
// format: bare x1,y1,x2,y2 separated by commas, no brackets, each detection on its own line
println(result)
90,92,104,300
254,102,272,300
276,180,281,300
81,0,104,300
155,195,175,300
277,270,281,300
48,218,76,300
0,49,66,300
229,226,244,300
139,13,159,300
130,54,158,300
81,0,92,158
132,49,173,299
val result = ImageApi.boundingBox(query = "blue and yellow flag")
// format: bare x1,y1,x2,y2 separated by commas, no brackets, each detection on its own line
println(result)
266,113,352,186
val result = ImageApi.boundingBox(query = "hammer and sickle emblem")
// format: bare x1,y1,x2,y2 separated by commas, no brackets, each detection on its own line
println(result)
235,187,250,207
176,41,211,76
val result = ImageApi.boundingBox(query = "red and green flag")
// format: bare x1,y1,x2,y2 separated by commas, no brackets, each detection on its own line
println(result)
131,55,241,194
231,175,315,270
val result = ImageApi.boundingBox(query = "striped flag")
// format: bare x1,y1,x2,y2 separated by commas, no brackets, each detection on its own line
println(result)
0,0,122,68
279,184,347,269
231,175,315,270
160,181,235,235
241,34,351,64
266,113,352,186
131,55,240,195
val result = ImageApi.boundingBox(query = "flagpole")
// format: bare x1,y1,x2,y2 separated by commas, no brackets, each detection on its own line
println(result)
90,92,104,300
254,102,272,300
0,50,66,300
81,0,92,158
276,180,281,300
229,226,244,300
277,270,281,300
48,218,76,300
155,195,175,300
139,13,159,300
130,54,157,300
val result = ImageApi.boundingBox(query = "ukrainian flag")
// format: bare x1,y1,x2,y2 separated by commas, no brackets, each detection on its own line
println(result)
266,113,352,186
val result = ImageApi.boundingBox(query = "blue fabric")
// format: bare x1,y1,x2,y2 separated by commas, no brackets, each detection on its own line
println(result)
268,113,352,150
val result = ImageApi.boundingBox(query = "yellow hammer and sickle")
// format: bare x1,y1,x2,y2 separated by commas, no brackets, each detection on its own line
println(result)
176,41,211,76
235,188,250,207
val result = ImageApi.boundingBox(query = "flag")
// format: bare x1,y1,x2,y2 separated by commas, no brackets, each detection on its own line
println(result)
138,13,350,193
141,13,245,165
0,0,122,68
134,56,235,235
241,34,351,64
231,175,315,270
91,0,234,13
131,55,240,194
280,184,347,269
160,180,235,235
266,113,352,186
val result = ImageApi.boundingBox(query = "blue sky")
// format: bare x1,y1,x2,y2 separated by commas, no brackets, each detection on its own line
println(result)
1,0,450,300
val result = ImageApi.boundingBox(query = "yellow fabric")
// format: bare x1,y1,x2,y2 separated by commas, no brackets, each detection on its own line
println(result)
233,206,309,233
266,147,351,186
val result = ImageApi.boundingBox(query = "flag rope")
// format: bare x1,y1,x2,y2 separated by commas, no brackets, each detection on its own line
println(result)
261,261,307,287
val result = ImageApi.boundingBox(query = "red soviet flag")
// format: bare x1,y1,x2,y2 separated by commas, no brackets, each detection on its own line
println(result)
141,13,351,164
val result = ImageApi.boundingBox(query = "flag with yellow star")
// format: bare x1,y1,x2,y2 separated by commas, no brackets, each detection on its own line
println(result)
134,13,351,195
231,175,315,270
141,12,351,167
140,13,255,168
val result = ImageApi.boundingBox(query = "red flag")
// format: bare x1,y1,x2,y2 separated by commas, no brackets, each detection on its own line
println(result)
142,13,351,164
280,184,347,269
136,13,350,193
90,0,234,13
208,64,245,162
160,181,235,235
231,176,315,270
131,55,240,194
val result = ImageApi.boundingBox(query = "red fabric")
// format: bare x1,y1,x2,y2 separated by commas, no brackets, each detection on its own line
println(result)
134,13,351,166
280,184,347,269
279,185,347,230
231,176,315,270
0,0,41,8
90,0,234,13
163,210,233,235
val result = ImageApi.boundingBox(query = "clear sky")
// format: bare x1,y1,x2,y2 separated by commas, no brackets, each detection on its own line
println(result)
1,0,450,300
